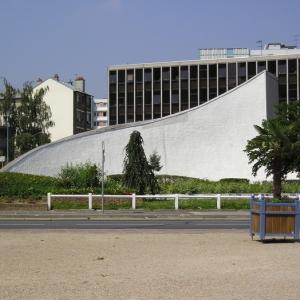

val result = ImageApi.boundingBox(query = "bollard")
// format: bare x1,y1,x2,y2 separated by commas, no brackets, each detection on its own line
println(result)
88,193,93,210
217,194,221,209
132,193,136,209
175,194,179,210
47,193,51,210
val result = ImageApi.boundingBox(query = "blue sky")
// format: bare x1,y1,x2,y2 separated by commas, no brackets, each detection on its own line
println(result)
0,0,299,97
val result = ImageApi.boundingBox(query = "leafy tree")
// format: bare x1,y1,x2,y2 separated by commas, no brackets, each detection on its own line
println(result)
123,131,159,194
149,150,162,172
14,83,54,156
244,109,300,199
0,79,18,160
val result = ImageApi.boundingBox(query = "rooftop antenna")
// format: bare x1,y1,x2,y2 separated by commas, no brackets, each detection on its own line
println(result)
256,40,263,55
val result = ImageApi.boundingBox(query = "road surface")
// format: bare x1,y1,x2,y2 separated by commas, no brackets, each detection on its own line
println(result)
0,219,249,229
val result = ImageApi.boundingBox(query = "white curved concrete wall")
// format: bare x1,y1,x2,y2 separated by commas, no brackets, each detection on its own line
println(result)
3,72,278,181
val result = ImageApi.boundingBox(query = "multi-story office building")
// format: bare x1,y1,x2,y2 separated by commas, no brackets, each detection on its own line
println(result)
108,43,300,125
93,98,108,128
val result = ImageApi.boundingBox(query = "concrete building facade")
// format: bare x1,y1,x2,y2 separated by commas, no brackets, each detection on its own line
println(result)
2,72,278,181
108,43,300,125
93,98,108,129
33,75,93,141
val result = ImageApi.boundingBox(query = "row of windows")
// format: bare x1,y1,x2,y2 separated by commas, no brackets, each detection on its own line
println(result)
94,121,107,127
75,93,92,111
109,59,300,125
94,111,107,117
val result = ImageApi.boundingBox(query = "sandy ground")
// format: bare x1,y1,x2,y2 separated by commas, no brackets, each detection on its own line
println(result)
0,230,300,300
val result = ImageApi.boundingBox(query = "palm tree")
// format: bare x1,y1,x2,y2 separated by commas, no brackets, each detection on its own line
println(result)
245,118,300,199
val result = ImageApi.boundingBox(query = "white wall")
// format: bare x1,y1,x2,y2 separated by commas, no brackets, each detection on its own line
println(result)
33,79,74,141
4,72,278,181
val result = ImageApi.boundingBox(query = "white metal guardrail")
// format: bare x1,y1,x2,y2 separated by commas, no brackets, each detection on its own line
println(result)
47,193,300,211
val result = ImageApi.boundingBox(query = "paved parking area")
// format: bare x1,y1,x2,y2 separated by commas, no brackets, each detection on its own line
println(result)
0,230,299,299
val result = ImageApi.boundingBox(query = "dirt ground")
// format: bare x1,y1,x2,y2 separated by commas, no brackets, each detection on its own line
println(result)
0,230,300,300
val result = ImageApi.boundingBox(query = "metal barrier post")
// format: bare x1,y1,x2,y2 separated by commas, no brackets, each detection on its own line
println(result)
47,193,51,210
132,193,136,209
249,194,255,239
295,197,300,239
259,195,266,240
217,194,221,209
88,193,93,210
175,194,179,210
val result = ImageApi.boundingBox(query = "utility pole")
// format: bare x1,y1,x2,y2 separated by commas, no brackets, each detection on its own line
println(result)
6,115,9,163
101,141,105,213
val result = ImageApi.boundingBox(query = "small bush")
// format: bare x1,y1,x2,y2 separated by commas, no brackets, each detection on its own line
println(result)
58,162,100,189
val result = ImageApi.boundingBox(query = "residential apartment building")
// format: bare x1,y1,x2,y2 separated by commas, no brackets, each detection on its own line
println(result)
108,43,300,125
93,98,108,128
33,75,93,141
0,75,93,160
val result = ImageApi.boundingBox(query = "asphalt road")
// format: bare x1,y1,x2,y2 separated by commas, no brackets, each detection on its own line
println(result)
0,219,249,230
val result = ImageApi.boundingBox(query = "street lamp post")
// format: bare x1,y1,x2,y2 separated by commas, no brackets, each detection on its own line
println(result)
5,115,9,163
101,141,105,213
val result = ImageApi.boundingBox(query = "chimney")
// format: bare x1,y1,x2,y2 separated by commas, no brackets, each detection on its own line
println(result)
53,74,59,81
74,76,85,92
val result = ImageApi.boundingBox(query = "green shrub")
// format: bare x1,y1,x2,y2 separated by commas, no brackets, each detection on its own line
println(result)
219,178,250,184
0,172,59,198
57,162,100,189
108,174,124,182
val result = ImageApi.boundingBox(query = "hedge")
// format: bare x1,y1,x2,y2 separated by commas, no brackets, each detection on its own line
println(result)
2,172,300,199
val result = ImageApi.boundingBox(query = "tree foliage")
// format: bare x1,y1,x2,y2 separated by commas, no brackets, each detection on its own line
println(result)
1,79,54,158
14,83,54,155
0,79,17,127
123,131,159,194
244,103,300,199
0,79,18,160
149,150,162,172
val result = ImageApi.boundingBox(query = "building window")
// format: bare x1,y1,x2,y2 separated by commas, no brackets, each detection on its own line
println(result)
144,68,152,120
288,59,297,101
199,64,207,104
180,66,188,110
153,68,161,119
127,69,134,123
218,64,226,95
109,70,117,83
190,65,198,108
171,66,179,113
135,69,143,122
238,62,246,84
247,61,256,79
267,60,276,75
257,61,266,73
209,64,217,100
278,60,287,102
228,63,236,90
162,67,170,116
118,70,126,124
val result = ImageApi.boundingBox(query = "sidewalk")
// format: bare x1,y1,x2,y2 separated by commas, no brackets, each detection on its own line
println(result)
0,209,249,221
